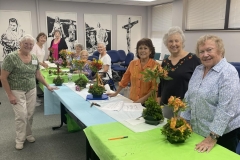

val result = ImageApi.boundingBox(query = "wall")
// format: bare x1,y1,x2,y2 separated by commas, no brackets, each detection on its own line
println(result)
173,0,240,62
0,0,148,59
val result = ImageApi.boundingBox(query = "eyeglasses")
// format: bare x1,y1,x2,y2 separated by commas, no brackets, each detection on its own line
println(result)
199,48,214,54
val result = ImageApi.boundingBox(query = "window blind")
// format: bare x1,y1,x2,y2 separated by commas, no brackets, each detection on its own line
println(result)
228,0,240,28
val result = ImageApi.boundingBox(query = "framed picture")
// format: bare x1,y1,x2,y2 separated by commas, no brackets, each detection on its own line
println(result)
117,15,142,54
46,12,78,51
84,14,112,55
0,10,32,61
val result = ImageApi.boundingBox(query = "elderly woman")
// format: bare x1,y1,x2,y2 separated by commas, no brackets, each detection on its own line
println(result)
1,34,56,150
108,38,159,103
49,29,68,60
181,35,240,153
73,50,92,80
97,42,112,80
72,43,83,60
31,32,48,68
158,26,200,119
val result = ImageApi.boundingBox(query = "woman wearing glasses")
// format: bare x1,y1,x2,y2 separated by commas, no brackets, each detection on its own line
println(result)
181,35,240,153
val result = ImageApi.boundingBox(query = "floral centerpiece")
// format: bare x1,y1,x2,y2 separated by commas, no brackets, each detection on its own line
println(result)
141,65,172,125
48,47,54,63
161,96,192,143
88,58,105,98
72,59,89,89
52,58,64,86
59,49,72,67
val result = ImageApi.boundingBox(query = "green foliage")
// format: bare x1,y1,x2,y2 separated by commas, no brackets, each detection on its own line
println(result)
88,83,106,96
53,76,64,86
161,119,192,142
142,97,163,121
74,74,88,88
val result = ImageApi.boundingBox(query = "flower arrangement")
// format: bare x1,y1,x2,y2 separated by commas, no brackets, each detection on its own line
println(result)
88,58,105,97
74,74,88,89
48,47,55,63
72,59,87,71
59,49,72,67
141,65,172,125
52,58,64,86
161,96,192,143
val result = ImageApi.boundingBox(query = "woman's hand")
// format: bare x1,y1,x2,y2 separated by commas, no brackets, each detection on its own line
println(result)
47,85,58,92
107,92,118,97
195,136,217,153
42,63,48,68
8,94,17,105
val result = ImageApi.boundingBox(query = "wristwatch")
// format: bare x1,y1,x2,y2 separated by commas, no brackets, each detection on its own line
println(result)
209,132,219,140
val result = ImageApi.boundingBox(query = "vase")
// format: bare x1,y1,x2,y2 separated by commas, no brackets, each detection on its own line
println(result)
144,115,161,125
92,94,103,98
167,137,185,144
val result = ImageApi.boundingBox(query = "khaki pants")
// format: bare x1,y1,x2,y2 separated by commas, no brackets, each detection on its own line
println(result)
11,88,36,144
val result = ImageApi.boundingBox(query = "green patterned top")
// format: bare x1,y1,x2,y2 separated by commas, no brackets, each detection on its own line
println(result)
2,51,39,91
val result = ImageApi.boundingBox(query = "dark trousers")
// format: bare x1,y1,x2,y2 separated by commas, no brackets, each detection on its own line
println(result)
217,128,240,152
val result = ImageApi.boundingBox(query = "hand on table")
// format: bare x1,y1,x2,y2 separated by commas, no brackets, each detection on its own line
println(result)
47,85,59,92
195,136,217,153
107,92,118,97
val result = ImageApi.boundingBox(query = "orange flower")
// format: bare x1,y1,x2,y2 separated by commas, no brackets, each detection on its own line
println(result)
170,117,177,130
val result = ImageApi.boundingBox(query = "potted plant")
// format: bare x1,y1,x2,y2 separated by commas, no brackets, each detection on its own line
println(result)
48,47,54,63
74,74,88,89
53,58,64,86
88,58,105,98
141,65,172,125
161,96,192,143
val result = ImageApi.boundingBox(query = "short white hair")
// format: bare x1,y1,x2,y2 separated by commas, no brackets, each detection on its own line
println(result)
163,26,185,48
19,34,35,43
74,43,83,49
97,42,106,48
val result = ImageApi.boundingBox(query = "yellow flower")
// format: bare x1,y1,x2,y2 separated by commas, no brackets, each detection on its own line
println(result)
170,117,177,130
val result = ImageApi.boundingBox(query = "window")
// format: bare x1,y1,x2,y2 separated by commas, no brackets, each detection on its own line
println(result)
151,3,172,58
185,0,240,30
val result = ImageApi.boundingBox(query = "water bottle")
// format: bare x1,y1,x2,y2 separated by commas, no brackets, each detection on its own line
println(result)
68,73,73,83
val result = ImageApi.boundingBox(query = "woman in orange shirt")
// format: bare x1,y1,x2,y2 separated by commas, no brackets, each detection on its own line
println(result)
108,38,159,103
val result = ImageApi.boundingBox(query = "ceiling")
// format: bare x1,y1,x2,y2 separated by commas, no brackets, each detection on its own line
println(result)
51,0,174,6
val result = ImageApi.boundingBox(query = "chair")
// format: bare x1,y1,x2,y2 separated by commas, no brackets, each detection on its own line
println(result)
163,54,170,59
99,72,116,91
154,53,161,60
92,51,100,58
120,52,134,68
229,62,240,78
118,50,127,62
107,50,121,69
88,55,99,61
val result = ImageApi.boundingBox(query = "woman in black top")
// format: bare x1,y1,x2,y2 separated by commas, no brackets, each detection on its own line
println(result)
158,26,200,119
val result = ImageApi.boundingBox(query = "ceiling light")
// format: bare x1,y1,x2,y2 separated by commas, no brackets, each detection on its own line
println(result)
131,0,156,2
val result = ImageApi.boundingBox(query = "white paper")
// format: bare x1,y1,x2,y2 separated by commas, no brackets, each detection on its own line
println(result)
100,101,124,111
125,117,145,125
122,103,144,111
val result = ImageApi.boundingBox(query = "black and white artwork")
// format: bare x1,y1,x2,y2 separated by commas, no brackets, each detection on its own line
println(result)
0,10,32,61
117,15,142,54
46,12,77,51
84,14,112,55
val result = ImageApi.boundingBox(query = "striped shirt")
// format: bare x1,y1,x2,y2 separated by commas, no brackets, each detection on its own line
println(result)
181,58,240,137
2,51,39,92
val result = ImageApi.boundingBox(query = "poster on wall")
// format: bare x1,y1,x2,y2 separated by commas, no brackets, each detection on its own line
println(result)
46,12,77,52
117,15,142,54
84,14,112,55
0,10,32,61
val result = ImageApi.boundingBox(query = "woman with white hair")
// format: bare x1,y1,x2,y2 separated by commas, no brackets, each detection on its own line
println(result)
1,34,56,150
157,26,200,119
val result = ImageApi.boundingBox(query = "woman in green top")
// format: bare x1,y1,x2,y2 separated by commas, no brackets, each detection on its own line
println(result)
1,34,56,150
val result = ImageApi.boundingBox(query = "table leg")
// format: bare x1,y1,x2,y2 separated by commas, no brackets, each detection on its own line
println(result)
52,102,67,130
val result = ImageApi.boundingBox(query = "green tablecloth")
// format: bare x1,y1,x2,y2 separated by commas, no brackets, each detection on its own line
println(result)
84,122,240,160
39,68,80,91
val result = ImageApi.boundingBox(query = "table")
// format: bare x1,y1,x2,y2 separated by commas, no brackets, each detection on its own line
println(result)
84,122,240,160
40,68,79,91
47,85,240,160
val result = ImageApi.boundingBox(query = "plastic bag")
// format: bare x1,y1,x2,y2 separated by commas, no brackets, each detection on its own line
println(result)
65,114,81,132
